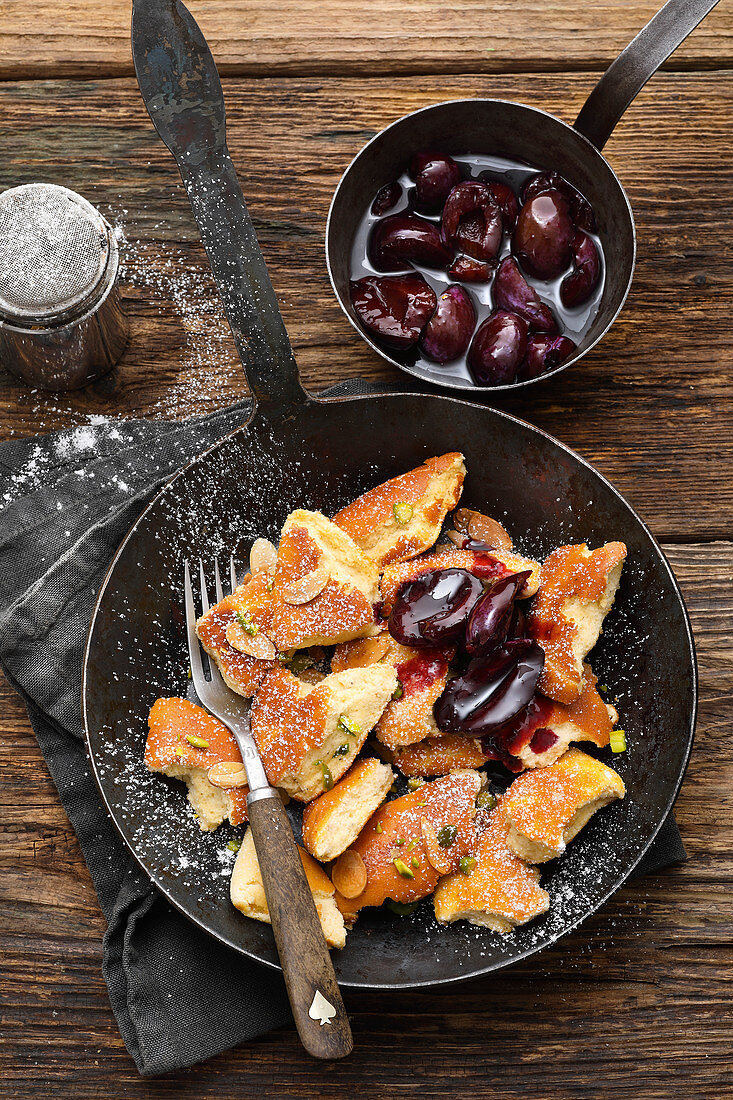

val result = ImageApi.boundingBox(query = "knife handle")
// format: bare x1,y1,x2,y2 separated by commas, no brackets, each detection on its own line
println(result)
246,790,353,1060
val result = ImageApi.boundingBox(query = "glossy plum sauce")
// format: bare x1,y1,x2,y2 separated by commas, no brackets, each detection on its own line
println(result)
349,153,605,387
388,568,483,647
433,639,545,737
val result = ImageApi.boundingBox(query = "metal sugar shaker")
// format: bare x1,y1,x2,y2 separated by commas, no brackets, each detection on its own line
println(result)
0,183,129,391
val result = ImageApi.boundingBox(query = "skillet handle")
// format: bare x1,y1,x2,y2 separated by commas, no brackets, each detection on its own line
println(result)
246,790,354,1061
131,0,308,415
574,0,721,151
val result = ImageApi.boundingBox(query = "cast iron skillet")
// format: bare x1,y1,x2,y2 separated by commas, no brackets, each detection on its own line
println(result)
82,0,697,989
326,0,721,392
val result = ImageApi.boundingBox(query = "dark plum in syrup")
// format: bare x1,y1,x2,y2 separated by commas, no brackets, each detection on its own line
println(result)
388,568,483,647
409,153,463,214
350,274,436,351
419,284,476,363
348,153,604,387
494,257,556,333
465,572,531,656
467,310,528,386
434,639,545,736
513,190,574,279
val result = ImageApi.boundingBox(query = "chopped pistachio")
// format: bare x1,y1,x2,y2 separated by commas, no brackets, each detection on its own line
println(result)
610,728,627,753
459,855,477,875
338,714,362,736
187,665,192,680
406,838,418,851
475,790,497,811
226,838,242,853
393,857,415,879
174,746,187,758
332,743,351,758
394,837,405,847
437,824,457,848
184,733,210,750
376,822,384,834
407,777,424,791
391,682,404,701
393,501,414,525
385,899,419,916
410,856,419,869
266,577,275,592
317,759,334,791
599,684,609,693
235,609,258,636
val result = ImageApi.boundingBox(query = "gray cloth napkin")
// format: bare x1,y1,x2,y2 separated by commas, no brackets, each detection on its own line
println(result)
0,379,686,1075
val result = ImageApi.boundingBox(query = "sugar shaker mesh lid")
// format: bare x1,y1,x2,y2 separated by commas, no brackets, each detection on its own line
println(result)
0,183,112,324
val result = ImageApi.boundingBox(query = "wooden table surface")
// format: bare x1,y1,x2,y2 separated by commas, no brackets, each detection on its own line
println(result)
1,2,732,1097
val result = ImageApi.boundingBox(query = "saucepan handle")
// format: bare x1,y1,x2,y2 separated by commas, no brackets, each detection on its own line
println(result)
131,0,308,415
574,0,721,151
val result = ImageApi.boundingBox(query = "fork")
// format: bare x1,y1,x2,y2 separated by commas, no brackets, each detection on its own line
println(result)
184,557,353,1060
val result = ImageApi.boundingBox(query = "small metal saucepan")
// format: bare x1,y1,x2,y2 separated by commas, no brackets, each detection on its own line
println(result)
326,0,721,393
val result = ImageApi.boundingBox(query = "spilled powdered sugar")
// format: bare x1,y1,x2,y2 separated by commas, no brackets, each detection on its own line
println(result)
117,223,241,420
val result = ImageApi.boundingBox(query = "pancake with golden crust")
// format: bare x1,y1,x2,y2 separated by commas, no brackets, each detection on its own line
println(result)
267,510,381,650
333,770,483,923
332,629,453,752
195,573,276,698
230,828,346,949
491,667,619,772
145,697,249,829
433,804,550,932
502,747,625,862
391,734,491,776
529,541,626,705
333,452,466,568
374,647,454,751
301,757,395,862
250,663,397,801
197,510,381,680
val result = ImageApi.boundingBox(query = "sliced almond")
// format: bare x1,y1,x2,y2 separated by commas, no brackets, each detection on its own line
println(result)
337,633,390,670
453,508,513,551
225,620,277,660
445,529,466,547
420,819,452,875
452,508,473,534
331,850,368,899
249,537,278,576
207,760,248,788
280,566,330,605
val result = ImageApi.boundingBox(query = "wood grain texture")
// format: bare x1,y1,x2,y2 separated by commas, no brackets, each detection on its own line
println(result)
2,4,733,1089
0,0,731,80
1,72,731,540
1,543,732,1096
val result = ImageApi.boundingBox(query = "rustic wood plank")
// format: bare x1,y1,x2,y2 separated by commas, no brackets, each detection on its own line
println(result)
1,72,732,541
1,542,731,1095
0,0,731,80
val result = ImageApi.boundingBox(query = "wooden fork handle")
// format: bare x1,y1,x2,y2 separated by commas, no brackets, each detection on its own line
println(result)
246,791,353,1060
